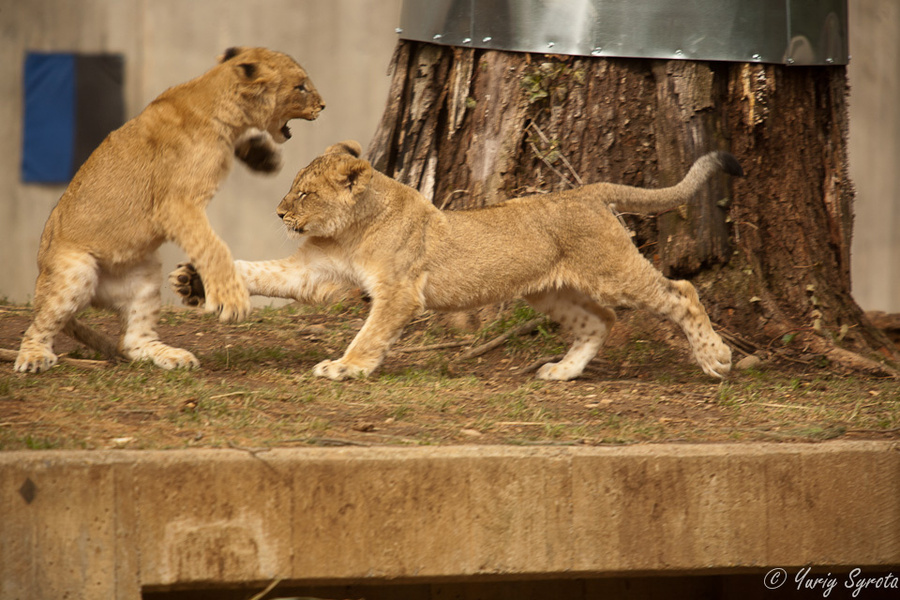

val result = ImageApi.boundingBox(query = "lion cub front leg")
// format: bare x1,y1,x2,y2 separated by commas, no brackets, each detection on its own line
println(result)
163,205,251,323
314,289,422,381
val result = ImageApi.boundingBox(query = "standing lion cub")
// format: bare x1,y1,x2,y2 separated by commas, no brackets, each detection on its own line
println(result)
15,47,324,373
172,141,743,381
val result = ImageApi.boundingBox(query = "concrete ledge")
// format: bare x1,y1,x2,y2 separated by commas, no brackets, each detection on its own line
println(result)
1,442,898,598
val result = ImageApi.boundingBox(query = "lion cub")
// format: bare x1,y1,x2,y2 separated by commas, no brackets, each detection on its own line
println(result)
15,47,324,373
172,142,742,381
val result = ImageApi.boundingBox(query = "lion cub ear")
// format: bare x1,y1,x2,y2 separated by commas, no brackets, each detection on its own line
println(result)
219,47,270,83
218,47,245,62
324,140,362,158
335,157,373,192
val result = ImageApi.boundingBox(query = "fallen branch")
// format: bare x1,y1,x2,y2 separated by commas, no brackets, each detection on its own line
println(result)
717,328,761,357
455,317,545,361
0,348,110,370
394,340,472,353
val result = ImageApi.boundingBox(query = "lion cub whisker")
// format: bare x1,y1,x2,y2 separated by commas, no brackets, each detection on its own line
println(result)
171,140,742,381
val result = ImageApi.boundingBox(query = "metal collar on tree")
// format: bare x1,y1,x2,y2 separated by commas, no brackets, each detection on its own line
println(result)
397,0,848,66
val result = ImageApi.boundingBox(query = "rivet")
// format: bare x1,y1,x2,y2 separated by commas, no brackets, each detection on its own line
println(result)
482,36,492,43
591,47,602,56
786,57,795,65
751,53,761,61
826,57,834,64
395,28,403,34
675,49,684,57
547,41,555,48
433,33,442,40
462,37,472,44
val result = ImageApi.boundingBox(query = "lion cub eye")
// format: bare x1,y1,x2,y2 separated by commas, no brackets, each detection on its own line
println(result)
295,82,308,92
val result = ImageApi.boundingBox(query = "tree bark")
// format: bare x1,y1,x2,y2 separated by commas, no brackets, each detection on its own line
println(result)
368,41,898,368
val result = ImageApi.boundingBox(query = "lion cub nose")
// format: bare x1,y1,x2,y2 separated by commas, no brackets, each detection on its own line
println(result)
277,210,287,220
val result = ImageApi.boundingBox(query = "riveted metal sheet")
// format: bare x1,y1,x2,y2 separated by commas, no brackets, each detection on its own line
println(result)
397,0,848,65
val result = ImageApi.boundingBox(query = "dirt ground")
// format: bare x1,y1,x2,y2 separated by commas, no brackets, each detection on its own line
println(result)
1,300,898,450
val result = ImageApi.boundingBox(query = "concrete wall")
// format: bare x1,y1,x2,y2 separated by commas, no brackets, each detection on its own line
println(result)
1,443,898,598
848,0,900,313
0,0,402,305
2,0,899,313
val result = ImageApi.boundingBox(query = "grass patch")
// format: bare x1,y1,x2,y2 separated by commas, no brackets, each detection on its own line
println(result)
1,301,898,450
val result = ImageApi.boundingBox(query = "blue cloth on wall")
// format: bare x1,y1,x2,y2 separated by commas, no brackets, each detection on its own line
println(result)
22,53,76,183
22,52,124,184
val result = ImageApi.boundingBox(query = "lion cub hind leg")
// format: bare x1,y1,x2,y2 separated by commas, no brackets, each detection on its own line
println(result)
314,288,422,381
97,258,199,370
526,291,616,381
15,251,100,373
636,277,731,378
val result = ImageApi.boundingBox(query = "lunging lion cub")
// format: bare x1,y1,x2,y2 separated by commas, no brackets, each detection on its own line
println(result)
171,141,742,381
15,47,324,373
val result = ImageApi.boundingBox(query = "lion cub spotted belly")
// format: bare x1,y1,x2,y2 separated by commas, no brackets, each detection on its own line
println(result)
172,140,743,381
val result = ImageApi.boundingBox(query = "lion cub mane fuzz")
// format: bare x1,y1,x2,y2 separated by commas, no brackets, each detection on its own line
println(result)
172,141,743,381
15,47,325,373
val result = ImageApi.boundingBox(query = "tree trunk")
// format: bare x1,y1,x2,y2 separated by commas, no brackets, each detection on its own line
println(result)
368,41,898,369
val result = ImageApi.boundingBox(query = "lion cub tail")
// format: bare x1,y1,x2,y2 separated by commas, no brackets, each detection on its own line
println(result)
602,151,743,214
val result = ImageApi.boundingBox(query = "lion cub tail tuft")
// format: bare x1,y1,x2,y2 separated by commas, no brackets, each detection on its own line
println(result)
714,151,744,178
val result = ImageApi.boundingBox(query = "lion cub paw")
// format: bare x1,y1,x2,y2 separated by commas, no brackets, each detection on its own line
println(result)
234,128,283,173
152,346,200,370
205,278,252,323
535,361,581,381
125,341,200,370
168,263,206,307
14,344,58,373
694,338,732,379
313,359,369,381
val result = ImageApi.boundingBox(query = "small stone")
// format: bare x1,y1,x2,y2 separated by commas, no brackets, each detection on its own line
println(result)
735,355,763,370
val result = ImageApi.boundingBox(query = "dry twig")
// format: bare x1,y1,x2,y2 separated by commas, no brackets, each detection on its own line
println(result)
455,318,545,362
0,348,109,369
394,340,472,353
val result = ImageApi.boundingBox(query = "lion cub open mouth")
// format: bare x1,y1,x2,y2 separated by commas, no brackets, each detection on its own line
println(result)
172,140,743,383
